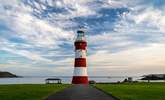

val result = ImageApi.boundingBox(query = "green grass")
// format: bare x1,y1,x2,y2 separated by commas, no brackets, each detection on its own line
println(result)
0,84,70,100
95,82,165,100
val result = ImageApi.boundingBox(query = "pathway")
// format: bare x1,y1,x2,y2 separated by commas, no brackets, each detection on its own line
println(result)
44,84,118,100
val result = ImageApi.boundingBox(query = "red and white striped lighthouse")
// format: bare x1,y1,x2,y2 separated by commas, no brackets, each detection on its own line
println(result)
72,29,88,84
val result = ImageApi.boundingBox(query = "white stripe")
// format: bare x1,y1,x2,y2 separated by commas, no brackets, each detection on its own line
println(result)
75,50,86,58
73,67,88,76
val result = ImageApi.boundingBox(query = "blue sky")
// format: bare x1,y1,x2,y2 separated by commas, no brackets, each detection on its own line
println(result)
0,0,165,76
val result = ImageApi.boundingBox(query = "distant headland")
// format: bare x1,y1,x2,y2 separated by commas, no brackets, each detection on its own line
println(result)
0,71,18,78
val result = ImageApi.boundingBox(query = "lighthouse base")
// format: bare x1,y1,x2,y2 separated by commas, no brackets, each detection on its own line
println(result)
72,76,88,84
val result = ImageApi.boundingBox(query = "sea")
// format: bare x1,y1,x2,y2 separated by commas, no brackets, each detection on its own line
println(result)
0,76,145,84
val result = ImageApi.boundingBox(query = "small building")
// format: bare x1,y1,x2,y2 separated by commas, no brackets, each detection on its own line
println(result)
45,78,62,84
89,80,96,84
128,77,133,82
123,77,133,83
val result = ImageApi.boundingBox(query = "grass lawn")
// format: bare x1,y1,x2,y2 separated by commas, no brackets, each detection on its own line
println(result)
0,84,70,100
95,82,165,100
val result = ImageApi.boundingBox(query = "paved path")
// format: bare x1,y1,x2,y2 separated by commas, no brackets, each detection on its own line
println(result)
44,84,118,100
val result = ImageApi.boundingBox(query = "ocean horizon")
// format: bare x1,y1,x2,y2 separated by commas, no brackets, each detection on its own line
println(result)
0,76,154,84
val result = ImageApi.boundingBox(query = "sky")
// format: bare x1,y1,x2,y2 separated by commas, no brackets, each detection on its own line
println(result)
0,0,165,76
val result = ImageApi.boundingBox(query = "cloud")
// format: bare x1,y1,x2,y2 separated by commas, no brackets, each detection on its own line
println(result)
0,0,165,76
0,2,74,47
115,7,165,33
0,62,73,76
0,47,52,62
87,43,165,75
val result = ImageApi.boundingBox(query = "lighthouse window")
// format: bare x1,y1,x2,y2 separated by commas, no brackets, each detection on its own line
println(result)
78,33,84,37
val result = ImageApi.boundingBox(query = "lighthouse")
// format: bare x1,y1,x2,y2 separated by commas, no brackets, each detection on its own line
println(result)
72,29,88,84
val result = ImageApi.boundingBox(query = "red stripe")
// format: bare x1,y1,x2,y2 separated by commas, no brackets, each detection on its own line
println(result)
72,76,88,84
75,41,87,50
74,58,86,67
75,41,87,44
